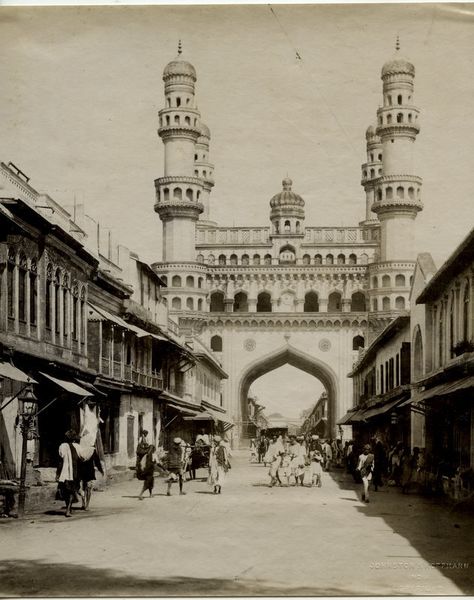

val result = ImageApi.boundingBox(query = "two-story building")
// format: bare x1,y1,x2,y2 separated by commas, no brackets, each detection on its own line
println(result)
301,392,329,438
411,229,474,474
342,315,412,446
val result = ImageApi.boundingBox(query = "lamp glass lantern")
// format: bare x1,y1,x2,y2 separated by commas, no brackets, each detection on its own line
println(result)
19,386,38,417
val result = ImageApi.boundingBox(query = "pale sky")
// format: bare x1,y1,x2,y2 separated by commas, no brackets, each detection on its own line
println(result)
0,4,473,271
249,365,325,420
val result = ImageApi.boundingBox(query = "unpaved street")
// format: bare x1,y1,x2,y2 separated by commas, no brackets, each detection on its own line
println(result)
1,452,473,596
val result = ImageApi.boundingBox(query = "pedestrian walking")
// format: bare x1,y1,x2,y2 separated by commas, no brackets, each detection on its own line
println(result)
166,438,186,496
310,449,323,487
77,446,104,509
208,436,231,494
56,430,81,518
137,444,157,500
357,444,375,503
372,439,387,492
249,438,257,463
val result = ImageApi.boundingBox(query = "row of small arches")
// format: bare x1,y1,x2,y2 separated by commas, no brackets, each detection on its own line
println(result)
160,114,198,128
376,186,420,202
372,296,407,311
166,96,191,108
209,290,367,313
364,168,383,179
196,253,368,266
171,297,204,311
208,334,365,353
163,275,205,288
372,274,412,288
378,112,417,126
384,94,412,107
157,187,201,203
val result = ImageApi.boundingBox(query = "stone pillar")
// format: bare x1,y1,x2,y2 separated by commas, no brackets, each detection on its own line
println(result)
319,299,328,313
248,299,257,313
224,299,234,313
342,299,351,312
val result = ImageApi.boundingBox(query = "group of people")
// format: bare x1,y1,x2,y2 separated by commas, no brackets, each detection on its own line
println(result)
253,434,332,488
135,430,232,498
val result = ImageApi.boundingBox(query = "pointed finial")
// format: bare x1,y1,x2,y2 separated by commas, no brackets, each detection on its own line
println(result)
178,40,182,56
395,35,400,52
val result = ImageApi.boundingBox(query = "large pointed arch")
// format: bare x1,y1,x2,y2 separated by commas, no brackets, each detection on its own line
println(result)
238,344,339,441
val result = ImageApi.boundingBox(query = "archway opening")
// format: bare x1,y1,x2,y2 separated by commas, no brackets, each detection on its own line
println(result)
239,346,338,445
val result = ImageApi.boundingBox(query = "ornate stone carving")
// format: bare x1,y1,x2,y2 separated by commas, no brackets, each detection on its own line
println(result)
319,338,331,352
243,338,256,351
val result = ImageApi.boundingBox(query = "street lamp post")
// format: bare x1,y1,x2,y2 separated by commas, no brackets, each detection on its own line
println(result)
17,386,38,518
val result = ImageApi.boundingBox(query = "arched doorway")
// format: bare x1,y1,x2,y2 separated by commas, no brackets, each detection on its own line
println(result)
238,345,338,443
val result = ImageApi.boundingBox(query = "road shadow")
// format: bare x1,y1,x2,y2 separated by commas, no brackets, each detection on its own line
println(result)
329,469,474,594
0,558,371,596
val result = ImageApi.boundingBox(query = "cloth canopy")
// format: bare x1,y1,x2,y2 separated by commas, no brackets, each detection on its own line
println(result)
0,361,37,384
39,372,93,397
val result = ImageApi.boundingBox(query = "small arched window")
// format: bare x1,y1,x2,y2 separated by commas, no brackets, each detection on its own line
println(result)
395,296,406,310
388,95,392,106
241,254,249,266
377,189,382,202
198,277,203,289
230,254,238,266
172,275,182,287
257,292,272,313
172,297,182,310
352,335,365,351
176,97,181,107
386,187,393,200
234,291,248,313
372,298,378,311
186,188,193,201
328,291,341,312
174,115,180,124
197,298,203,311
165,115,170,126
326,254,334,265
186,297,194,310
302,254,311,265
185,116,190,126
351,292,366,312
210,291,225,312
372,276,378,289
296,221,301,233
304,291,319,313
163,188,170,202
218,255,226,266
349,254,357,265
173,187,182,201
211,335,223,352
397,113,403,123
208,254,215,265
408,187,415,200
370,169,375,179
382,275,391,288
397,186,404,199
264,254,272,265
337,254,345,265
284,220,291,233
253,254,261,266
382,296,391,311
314,254,322,265
186,276,194,288
397,94,402,105
387,114,392,124
395,274,406,287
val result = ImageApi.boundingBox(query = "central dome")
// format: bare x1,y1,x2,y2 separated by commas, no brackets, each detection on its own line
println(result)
270,178,305,209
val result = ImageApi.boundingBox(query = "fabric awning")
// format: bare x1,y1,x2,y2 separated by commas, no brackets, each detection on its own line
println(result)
0,361,37,384
362,396,408,420
39,372,93,397
183,411,216,422
165,402,199,416
337,410,357,426
75,379,108,398
88,303,150,338
412,375,474,404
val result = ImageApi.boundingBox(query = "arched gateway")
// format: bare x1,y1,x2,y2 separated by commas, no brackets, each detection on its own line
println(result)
152,48,423,446
239,344,338,441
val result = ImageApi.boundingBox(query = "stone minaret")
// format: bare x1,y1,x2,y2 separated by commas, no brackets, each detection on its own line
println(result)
155,42,204,262
372,39,423,262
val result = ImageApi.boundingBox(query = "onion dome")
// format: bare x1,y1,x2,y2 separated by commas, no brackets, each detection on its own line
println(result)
163,41,197,81
382,56,415,78
381,38,414,78
198,122,211,139
365,125,377,140
270,178,305,209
